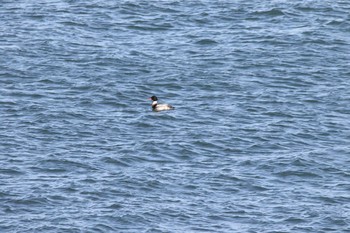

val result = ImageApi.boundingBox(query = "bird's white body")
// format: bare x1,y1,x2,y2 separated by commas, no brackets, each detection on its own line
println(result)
152,101,174,111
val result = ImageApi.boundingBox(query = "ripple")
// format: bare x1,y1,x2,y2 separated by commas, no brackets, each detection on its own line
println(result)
253,8,285,17
101,156,130,167
32,159,97,174
0,168,24,176
195,39,218,45
274,170,322,178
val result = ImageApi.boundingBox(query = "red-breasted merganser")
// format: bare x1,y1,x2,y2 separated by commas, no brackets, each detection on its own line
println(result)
149,96,175,112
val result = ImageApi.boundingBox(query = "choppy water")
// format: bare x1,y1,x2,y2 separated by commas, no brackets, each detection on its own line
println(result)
1,0,350,232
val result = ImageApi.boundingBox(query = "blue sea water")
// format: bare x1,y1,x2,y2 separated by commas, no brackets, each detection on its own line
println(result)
1,0,350,232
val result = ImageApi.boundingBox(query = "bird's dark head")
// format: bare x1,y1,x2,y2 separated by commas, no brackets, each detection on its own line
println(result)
150,96,158,101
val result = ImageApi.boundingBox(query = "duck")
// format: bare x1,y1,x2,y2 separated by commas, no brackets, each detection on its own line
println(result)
149,96,175,112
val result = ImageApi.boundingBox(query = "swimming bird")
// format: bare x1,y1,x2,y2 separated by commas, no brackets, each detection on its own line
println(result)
149,96,175,112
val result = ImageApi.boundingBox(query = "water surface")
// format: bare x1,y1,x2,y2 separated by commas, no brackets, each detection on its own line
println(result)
1,0,350,232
